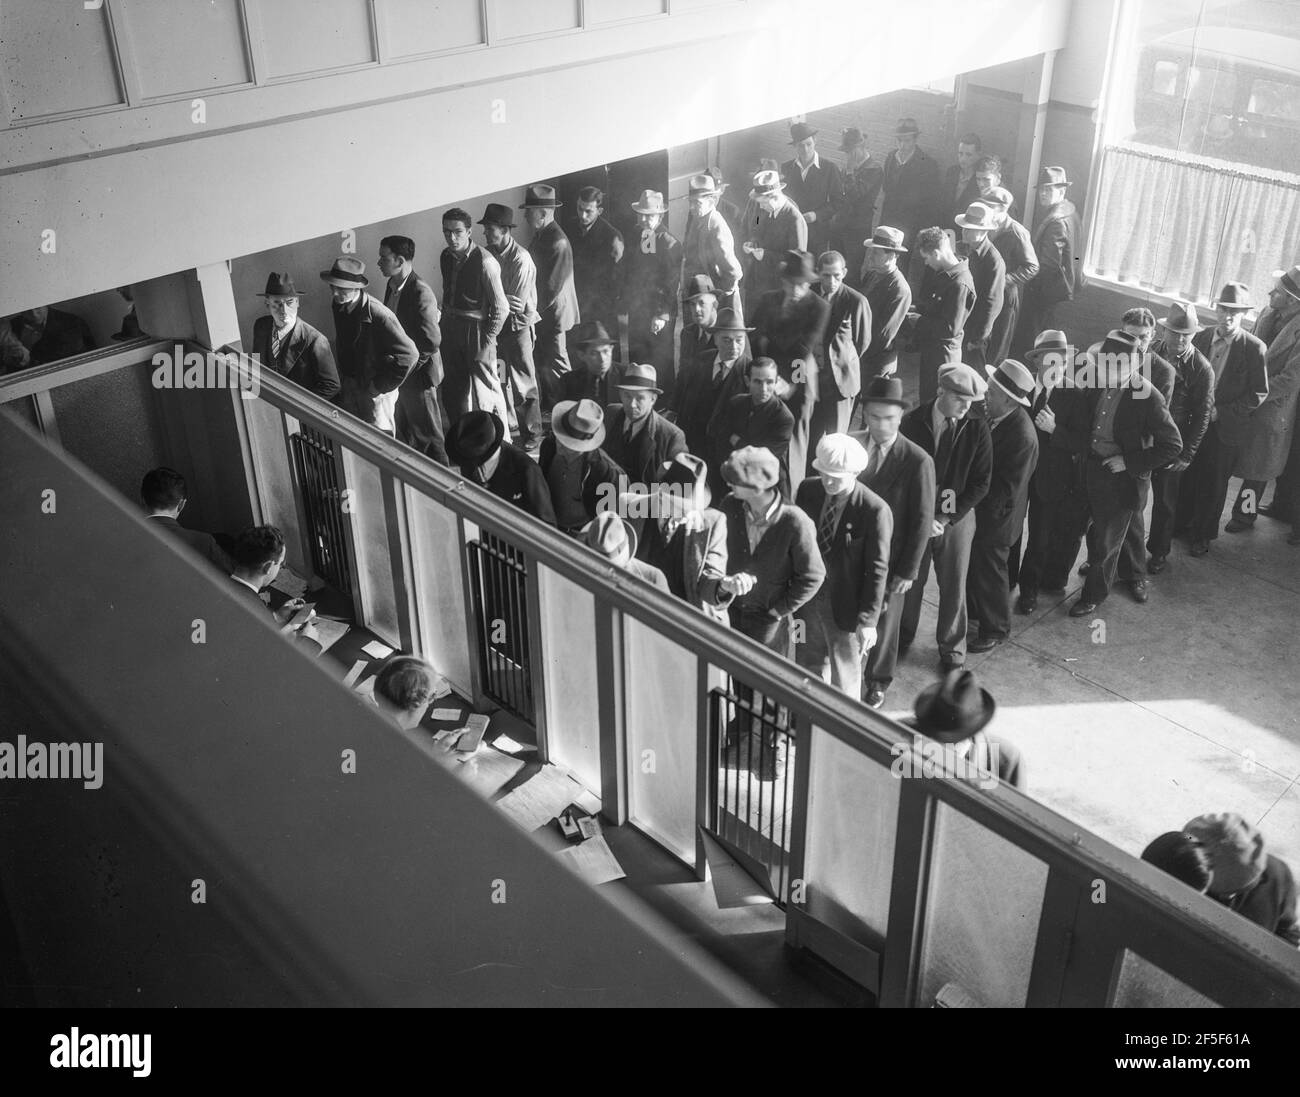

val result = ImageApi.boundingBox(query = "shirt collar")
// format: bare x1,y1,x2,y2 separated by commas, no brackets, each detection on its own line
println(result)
230,574,261,594
799,152,821,173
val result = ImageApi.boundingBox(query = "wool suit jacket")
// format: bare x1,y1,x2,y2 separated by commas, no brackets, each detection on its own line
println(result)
1054,380,1183,505
385,272,443,387
1151,340,1215,467
1192,326,1269,448
852,432,936,582
1029,199,1081,305
941,166,983,224
815,282,870,402
718,495,825,619
860,267,912,375
563,214,624,323
914,260,975,357
710,394,795,499
901,401,992,524
880,148,941,234
671,350,750,459
601,407,687,488
682,209,743,299
538,436,625,523
628,507,733,626
1032,383,1084,502
228,578,321,654
746,199,808,301
621,226,681,323
252,315,341,401
1235,308,1300,481
331,294,418,394
975,407,1039,546
148,514,228,572
752,289,828,412
529,220,580,330
958,236,1006,350
795,478,892,630
485,443,557,526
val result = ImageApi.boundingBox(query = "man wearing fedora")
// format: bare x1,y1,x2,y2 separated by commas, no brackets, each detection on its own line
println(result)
671,300,751,461
581,512,669,591
983,187,1039,369
1179,283,1268,554
676,273,719,385
899,364,992,671
377,236,447,464
853,376,936,709
623,453,732,625
880,118,940,280
955,202,1006,370
1053,330,1181,616
1228,266,1300,546
439,207,508,423
620,189,681,393
853,228,913,391
563,186,624,367
320,256,418,433
810,250,869,460
794,433,892,695
717,446,825,652
445,410,555,527
479,203,543,453
1015,330,1086,614
967,360,1039,651
539,398,624,535
709,357,795,500
557,321,621,408
781,122,843,259
752,250,829,486
682,173,744,321
910,227,976,405
901,669,1024,790
706,166,745,244
1145,302,1214,571
1018,166,1080,352
743,170,808,314
835,127,884,289
600,363,686,489
251,272,341,402
521,183,580,407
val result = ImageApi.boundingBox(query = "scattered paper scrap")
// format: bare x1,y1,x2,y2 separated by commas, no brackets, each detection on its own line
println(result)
574,788,601,815
269,566,308,599
342,659,368,687
454,750,525,798
494,765,588,833
361,639,394,660
430,707,462,722
490,734,534,755
311,617,349,654
557,836,625,886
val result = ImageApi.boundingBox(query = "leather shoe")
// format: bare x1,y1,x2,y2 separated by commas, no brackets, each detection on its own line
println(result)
1148,554,1167,574
1190,539,1210,557
864,684,886,709
939,653,965,671
1015,592,1038,615
1069,599,1098,617
968,635,1003,653
1129,579,1150,604
1224,516,1254,533
1077,561,1090,575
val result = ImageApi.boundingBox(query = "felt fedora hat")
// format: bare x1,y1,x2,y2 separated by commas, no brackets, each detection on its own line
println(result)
955,202,997,231
789,121,818,144
778,250,816,283
749,169,786,198
1212,282,1253,310
709,307,753,334
631,189,668,215
688,174,723,198
722,446,780,491
938,362,989,399
906,669,997,743
319,256,368,288
812,433,869,477
445,411,505,468
859,374,909,408
840,126,867,151
982,186,1014,211
477,203,516,228
1037,165,1071,188
519,183,561,208
617,362,662,394
1023,329,1071,362
985,359,1035,407
551,399,606,452
1272,264,1300,301
260,272,306,297
865,226,908,253
681,274,717,301
571,320,614,347
894,117,920,136
583,512,638,564
1159,301,1202,334
1098,328,1143,357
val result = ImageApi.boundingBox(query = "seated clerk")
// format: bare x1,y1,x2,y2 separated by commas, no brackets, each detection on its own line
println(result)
227,525,322,654
141,466,229,572
373,655,443,731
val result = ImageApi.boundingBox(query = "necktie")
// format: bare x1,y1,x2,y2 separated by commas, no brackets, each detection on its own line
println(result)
865,441,883,480
385,280,398,308
270,324,288,362
935,417,956,482
817,496,839,557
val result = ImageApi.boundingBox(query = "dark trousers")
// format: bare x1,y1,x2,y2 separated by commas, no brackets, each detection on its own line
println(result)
901,511,975,658
967,539,1013,640
782,389,816,488
1083,457,1149,604
863,583,905,688
1232,479,1267,523
1180,422,1237,541
730,603,785,652
394,374,448,465
988,285,1022,368
440,317,491,422
1013,291,1063,358
1019,489,1071,596
498,323,542,449
1145,464,1184,559
627,312,676,395
534,313,571,409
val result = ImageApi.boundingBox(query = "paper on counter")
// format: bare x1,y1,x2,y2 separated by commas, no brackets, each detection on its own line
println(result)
556,836,625,886
342,659,368,687
494,765,587,833
429,707,462,722
454,749,525,799
490,734,536,755
574,788,601,815
311,617,350,654
361,639,394,659
269,566,309,599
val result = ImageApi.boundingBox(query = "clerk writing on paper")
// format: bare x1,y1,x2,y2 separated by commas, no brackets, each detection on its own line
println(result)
228,526,321,654
373,656,442,730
